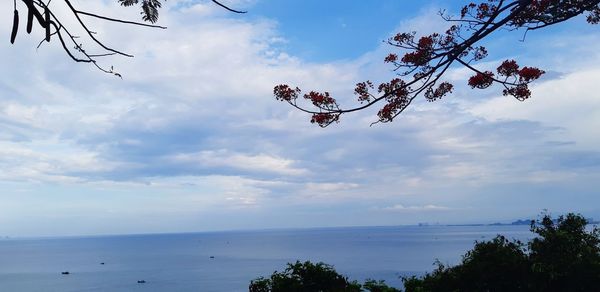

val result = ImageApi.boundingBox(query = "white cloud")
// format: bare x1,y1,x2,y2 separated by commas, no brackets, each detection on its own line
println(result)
381,204,451,212
469,67,600,150
0,139,129,183
170,150,308,176
305,182,360,192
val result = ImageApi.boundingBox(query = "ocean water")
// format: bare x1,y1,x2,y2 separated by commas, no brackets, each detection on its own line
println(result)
0,225,532,291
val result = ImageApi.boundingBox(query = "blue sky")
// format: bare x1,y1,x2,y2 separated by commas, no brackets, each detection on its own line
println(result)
0,0,599,237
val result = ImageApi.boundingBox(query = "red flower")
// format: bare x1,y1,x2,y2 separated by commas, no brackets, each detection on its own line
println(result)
476,3,490,19
377,97,409,122
417,36,434,49
425,82,454,102
354,81,374,103
401,50,430,66
497,60,520,77
518,67,545,82
468,71,495,89
384,53,398,63
310,113,339,127
392,32,414,44
503,84,532,101
304,91,336,107
378,78,409,99
274,84,300,102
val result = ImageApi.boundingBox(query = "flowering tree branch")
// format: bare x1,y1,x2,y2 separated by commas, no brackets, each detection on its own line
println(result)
274,0,600,127
8,0,245,77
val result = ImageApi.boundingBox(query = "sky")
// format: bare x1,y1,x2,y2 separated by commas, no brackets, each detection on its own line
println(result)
0,0,599,237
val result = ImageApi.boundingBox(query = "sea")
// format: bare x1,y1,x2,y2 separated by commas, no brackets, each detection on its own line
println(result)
0,225,533,291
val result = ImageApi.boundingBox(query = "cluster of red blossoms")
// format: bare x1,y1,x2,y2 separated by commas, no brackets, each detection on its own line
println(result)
425,82,454,102
460,0,600,28
497,59,520,76
377,78,409,99
274,85,339,108
518,67,545,82
376,78,412,122
400,35,437,66
503,85,532,101
304,91,336,107
378,101,405,122
513,0,600,27
273,84,341,127
273,84,300,102
497,59,545,82
467,59,546,101
460,2,499,20
468,71,495,89
354,81,374,103
310,113,339,127
386,25,469,72
384,54,398,63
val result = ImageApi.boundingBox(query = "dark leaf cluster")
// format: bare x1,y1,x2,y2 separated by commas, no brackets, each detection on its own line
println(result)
404,213,600,292
249,261,400,292
118,0,163,23
249,261,362,292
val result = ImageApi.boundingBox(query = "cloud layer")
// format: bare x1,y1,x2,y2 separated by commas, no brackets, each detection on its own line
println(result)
0,1,598,236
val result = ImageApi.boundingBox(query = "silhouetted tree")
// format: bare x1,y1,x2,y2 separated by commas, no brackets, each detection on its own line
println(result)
274,0,600,126
249,260,399,292
249,261,362,292
250,213,600,292
362,279,402,292
7,0,244,76
404,213,600,292
403,236,530,292
527,213,600,291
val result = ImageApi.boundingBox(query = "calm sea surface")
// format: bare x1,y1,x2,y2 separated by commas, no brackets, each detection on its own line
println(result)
0,225,532,291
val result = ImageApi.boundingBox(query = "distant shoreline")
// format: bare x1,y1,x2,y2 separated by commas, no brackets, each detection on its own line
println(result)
443,218,600,227
3,218,599,240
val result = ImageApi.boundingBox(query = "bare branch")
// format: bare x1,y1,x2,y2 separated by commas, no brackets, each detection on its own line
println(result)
11,0,244,77
212,0,247,14
76,10,167,29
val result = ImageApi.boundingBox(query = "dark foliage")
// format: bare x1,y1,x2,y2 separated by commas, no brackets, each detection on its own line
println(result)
118,0,164,23
403,236,530,292
249,261,362,292
528,213,600,291
404,213,600,292
250,213,600,292
249,261,401,292
362,279,402,292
